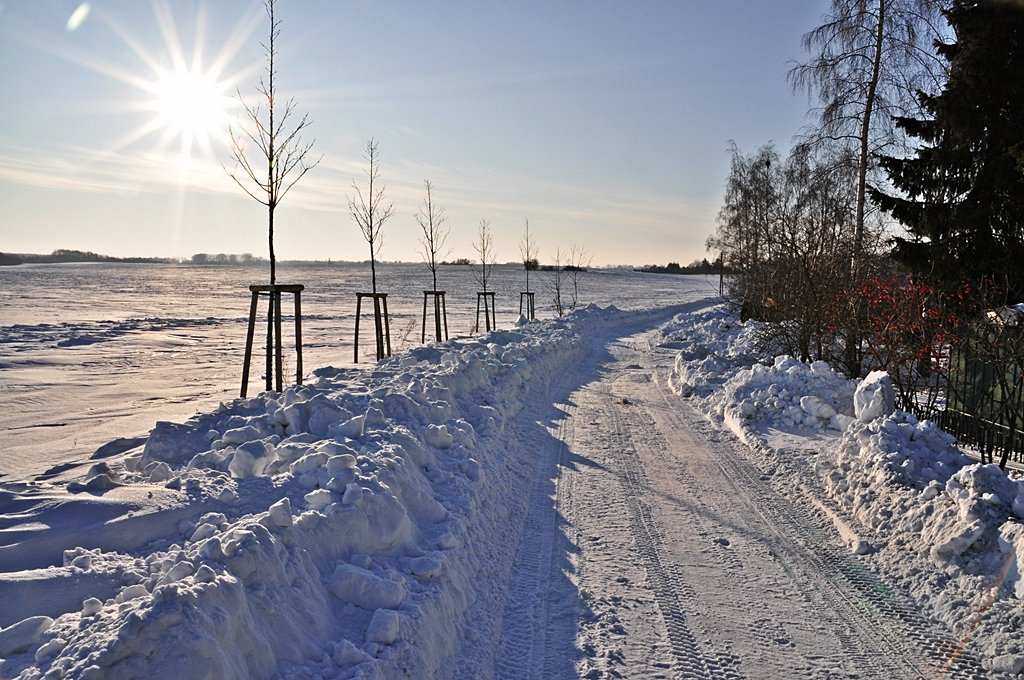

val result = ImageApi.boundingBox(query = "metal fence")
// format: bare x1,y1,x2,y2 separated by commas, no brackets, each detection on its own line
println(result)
935,319,1024,467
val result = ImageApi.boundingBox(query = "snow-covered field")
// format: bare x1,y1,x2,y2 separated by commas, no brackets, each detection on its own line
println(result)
1,265,1022,678
0,262,712,480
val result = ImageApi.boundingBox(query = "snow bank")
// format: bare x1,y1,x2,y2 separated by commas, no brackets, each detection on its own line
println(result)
665,306,857,448
666,302,1024,671
0,306,620,680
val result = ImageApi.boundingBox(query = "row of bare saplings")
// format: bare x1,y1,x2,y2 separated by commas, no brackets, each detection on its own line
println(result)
237,182,590,398
234,135,589,398
220,2,590,397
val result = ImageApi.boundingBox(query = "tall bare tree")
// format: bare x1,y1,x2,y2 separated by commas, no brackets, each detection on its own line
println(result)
349,138,395,295
417,179,450,292
788,0,946,276
225,0,319,287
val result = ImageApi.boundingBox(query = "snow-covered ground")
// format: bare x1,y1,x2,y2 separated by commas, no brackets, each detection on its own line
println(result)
1,269,1022,678
665,303,1024,676
0,262,713,480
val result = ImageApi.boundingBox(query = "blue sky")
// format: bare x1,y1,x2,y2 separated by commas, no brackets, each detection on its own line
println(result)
0,0,829,266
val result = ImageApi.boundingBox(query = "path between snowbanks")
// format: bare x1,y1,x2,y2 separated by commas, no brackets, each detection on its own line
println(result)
0,301,708,679
475,322,991,678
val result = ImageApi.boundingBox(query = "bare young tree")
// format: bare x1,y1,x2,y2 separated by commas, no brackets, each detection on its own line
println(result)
566,244,591,311
473,219,496,333
519,218,539,320
417,179,450,342
225,0,319,287
520,218,538,294
473,219,494,294
548,245,589,317
549,247,567,317
417,179,450,293
348,138,395,295
788,0,946,277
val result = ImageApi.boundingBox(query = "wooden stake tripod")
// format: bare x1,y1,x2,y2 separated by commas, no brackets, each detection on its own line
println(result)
519,291,536,320
241,284,304,398
421,290,449,343
475,291,497,333
354,292,392,362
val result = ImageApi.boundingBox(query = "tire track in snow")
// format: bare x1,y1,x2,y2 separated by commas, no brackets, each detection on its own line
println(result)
598,388,746,680
492,340,591,680
703,433,991,679
493,407,572,679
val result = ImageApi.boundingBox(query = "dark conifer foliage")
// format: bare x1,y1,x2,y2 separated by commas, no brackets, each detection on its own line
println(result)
872,0,1024,299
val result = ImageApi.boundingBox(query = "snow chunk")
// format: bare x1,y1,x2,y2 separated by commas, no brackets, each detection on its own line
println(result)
424,424,453,449
267,497,293,528
366,609,401,645
854,371,895,422
998,522,1024,600
328,564,406,610
117,584,149,603
0,616,53,657
81,598,103,616
304,489,333,511
800,395,836,420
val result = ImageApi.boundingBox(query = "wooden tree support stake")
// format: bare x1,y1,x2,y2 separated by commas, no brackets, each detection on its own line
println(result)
241,284,304,398
519,291,536,321
354,292,392,362
475,291,497,333
421,290,449,343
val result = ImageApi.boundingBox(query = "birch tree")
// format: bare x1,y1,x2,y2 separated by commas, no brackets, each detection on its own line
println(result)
788,0,946,276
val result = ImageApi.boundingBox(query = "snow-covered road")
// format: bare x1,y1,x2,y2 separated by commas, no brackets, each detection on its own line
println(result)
475,321,988,678
1,295,1017,678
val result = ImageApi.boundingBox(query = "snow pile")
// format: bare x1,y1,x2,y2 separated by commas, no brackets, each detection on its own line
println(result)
709,356,857,447
663,304,761,398
665,305,858,444
819,406,1024,569
0,306,617,680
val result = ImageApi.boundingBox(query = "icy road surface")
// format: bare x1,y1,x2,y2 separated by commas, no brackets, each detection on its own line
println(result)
467,324,985,679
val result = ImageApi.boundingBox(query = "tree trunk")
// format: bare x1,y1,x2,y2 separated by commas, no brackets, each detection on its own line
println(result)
370,247,378,295
854,0,886,278
268,203,276,287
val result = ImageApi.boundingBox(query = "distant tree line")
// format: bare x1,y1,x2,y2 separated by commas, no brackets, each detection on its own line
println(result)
190,252,267,265
638,257,725,275
0,249,173,265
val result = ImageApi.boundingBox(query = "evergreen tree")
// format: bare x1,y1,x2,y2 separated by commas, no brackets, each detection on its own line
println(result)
872,0,1024,299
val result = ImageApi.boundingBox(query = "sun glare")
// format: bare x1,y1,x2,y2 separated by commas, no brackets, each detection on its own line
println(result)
149,65,234,158
54,2,263,169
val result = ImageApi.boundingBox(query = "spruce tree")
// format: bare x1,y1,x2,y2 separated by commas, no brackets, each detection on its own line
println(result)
871,0,1024,299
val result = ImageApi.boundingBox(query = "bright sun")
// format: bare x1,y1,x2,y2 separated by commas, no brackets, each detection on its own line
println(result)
149,65,234,158
65,2,261,167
